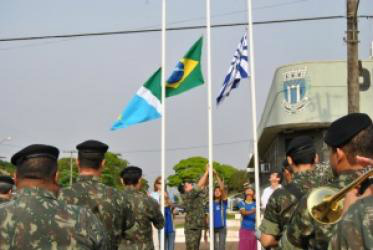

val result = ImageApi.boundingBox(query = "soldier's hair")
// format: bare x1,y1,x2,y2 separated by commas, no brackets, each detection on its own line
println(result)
78,152,103,169
16,157,57,181
341,125,373,164
288,148,316,166
0,183,13,194
120,169,141,185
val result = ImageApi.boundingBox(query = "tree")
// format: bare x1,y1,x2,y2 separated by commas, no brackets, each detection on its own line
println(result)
0,160,14,176
228,170,250,193
58,152,128,190
167,156,244,194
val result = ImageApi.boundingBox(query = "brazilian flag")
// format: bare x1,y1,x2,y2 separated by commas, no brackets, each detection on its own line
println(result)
166,37,204,97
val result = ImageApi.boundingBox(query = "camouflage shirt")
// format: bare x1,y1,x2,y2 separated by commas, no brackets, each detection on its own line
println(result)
59,175,134,250
182,186,207,230
329,196,373,250
0,197,10,204
0,187,108,250
121,186,164,250
259,164,333,246
282,172,358,250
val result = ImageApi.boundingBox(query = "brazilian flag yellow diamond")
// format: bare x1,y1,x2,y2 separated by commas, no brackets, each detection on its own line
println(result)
166,37,204,97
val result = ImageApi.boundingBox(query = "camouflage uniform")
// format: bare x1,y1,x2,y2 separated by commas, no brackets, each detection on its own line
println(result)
0,187,108,250
281,172,358,250
329,196,373,250
0,197,10,204
121,186,164,250
182,186,207,250
60,175,134,250
259,164,333,249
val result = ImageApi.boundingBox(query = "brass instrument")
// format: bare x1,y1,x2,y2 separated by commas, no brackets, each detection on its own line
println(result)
307,169,373,224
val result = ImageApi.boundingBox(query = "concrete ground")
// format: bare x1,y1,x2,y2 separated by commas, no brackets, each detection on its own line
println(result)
175,241,238,250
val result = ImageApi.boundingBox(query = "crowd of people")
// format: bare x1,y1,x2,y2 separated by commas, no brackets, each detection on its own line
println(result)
0,112,373,250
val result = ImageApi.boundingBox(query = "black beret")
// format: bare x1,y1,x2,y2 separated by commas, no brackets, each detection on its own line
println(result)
286,136,315,155
76,140,109,153
11,144,59,166
120,166,142,178
0,176,14,185
325,113,372,147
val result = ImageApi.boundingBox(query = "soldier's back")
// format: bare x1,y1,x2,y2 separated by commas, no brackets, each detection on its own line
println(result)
121,187,164,250
0,197,10,204
260,167,327,244
60,175,124,249
330,195,373,250
0,187,108,250
283,172,358,250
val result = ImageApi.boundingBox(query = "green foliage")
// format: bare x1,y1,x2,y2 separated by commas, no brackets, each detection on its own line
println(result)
167,156,245,193
0,154,150,192
58,158,79,187
0,160,14,176
228,170,249,193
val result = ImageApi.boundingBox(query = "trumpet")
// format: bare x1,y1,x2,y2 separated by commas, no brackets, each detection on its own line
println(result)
307,169,373,224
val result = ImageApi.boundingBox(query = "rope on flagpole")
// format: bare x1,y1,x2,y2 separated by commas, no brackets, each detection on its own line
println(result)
206,0,214,250
160,1,166,250
246,0,262,249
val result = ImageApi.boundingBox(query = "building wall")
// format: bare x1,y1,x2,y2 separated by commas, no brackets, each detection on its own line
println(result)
255,60,373,182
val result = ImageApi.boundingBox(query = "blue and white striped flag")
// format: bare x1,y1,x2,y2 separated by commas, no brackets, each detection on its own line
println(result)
216,33,249,104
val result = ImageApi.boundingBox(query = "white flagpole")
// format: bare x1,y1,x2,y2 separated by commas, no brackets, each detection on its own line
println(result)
206,0,214,250
160,1,166,250
247,0,262,243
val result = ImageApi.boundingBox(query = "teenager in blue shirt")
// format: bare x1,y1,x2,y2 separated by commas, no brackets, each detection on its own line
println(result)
213,171,228,250
238,187,257,250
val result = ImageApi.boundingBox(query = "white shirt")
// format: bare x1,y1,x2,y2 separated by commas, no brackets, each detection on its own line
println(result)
261,185,282,209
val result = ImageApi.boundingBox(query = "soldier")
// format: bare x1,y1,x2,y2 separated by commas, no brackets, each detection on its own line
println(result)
0,175,14,203
120,166,165,250
0,144,108,250
178,165,209,250
60,140,134,250
259,136,332,249
281,113,373,250
329,152,373,249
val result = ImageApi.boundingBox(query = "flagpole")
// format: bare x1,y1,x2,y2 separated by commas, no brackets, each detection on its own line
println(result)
247,0,261,244
206,0,214,250
160,0,166,250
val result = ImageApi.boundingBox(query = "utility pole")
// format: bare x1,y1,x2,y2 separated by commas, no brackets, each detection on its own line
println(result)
346,0,360,113
63,150,77,186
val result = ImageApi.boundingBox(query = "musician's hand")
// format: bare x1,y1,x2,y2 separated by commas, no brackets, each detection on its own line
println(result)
356,155,373,167
343,185,373,215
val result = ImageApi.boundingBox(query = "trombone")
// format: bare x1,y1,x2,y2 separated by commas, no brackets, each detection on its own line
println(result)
307,169,373,224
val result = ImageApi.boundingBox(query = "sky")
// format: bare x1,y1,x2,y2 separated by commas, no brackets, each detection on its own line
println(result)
0,0,372,184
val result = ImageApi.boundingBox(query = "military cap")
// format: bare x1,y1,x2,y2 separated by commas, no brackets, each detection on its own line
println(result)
76,140,109,153
0,176,14,185
286,135,315,155
120,166,142,178
11,144,59,166
325,113,372,147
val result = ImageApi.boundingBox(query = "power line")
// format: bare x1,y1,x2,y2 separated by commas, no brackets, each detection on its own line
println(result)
116,138,253,154
0,15,372,43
